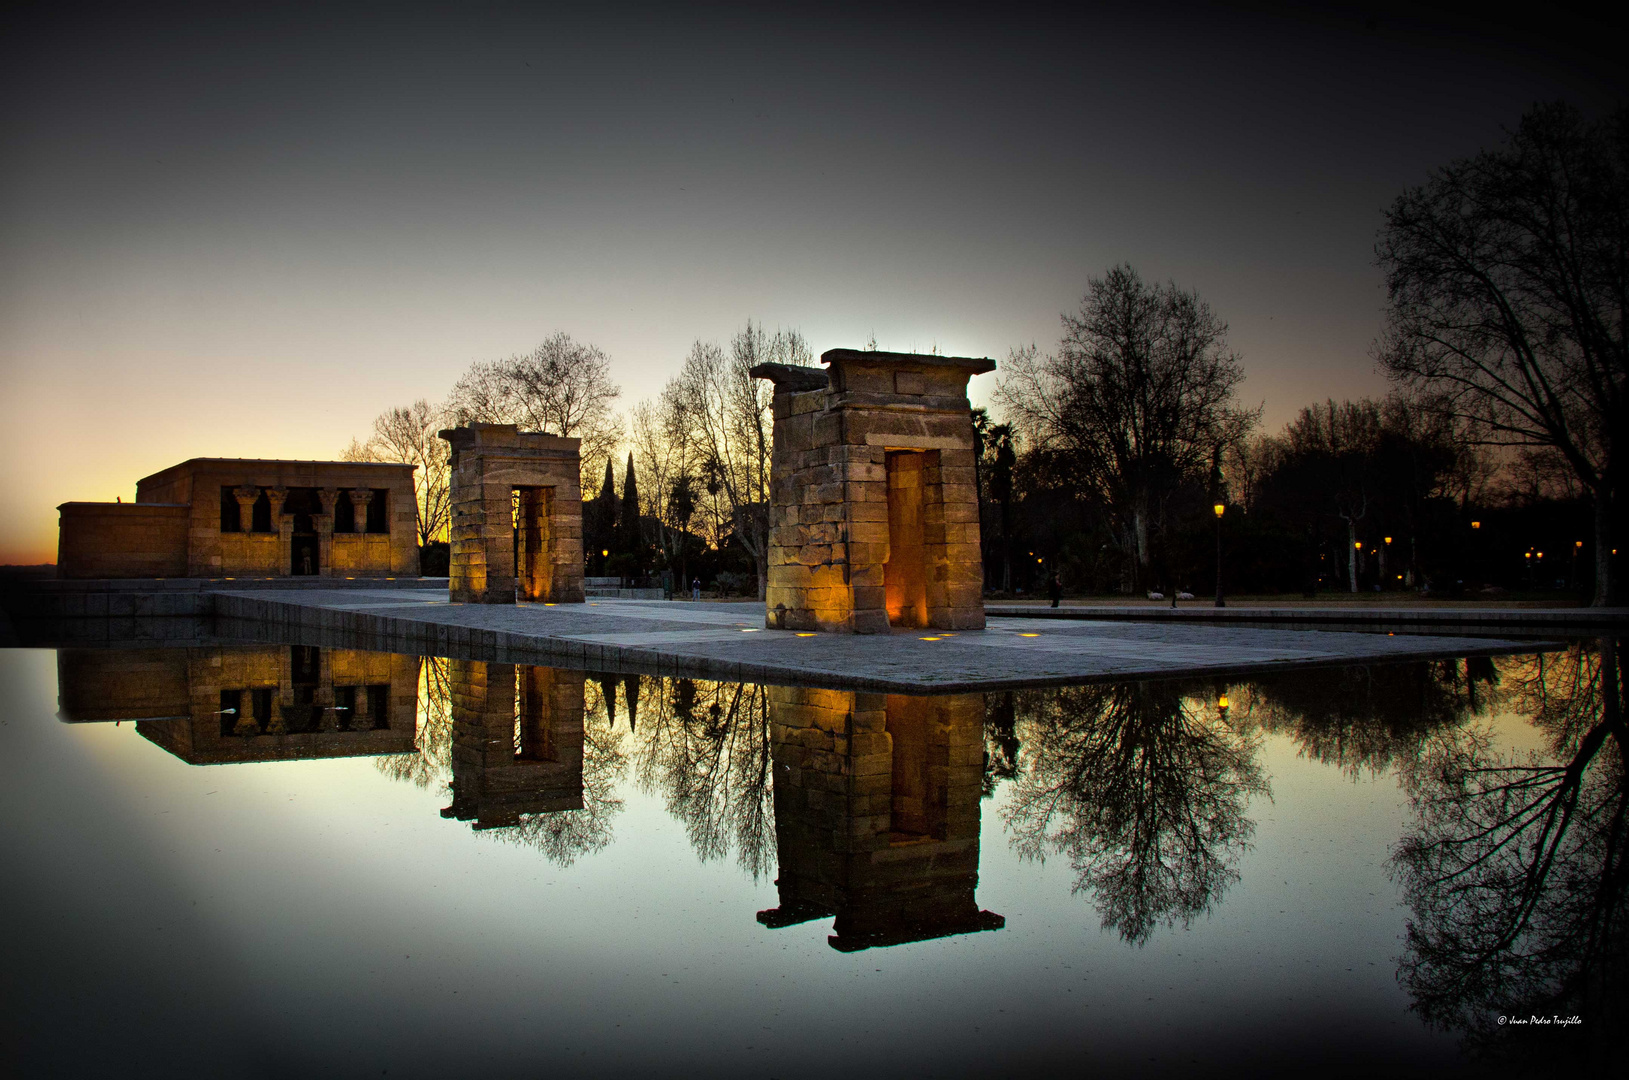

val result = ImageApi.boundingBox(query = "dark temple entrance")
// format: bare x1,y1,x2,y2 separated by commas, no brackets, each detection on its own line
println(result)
884,451,929,628
285,487,320,576
511,486,553,601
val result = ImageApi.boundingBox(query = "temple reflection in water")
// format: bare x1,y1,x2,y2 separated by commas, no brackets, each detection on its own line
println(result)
757,686,1004,951
56,645,418,763
441,660,586,828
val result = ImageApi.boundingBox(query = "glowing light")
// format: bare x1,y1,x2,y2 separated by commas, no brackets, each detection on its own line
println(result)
796,632,816,637
1217,694,1229,710
1354,541,1362,549
1017,632,1040,638
1525,553,1531,559
1384,537,1392,544
1471,521,1481,529
1576,540,1583,548
740,628,761,632
1213,503,1225,518
1036,557,1043,563
920,636,942,641
601,549,609,557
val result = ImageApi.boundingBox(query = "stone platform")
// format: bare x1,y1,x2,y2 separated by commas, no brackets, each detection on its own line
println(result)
203,588,1549,692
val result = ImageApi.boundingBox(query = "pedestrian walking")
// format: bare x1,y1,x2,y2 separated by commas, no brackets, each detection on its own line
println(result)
691,577,701,601
1048,572,1062,608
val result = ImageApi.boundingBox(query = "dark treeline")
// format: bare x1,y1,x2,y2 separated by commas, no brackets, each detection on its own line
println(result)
976,387,1599,600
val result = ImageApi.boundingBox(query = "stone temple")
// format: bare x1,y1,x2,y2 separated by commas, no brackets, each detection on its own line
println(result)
752,348,995,634
56,459,419,579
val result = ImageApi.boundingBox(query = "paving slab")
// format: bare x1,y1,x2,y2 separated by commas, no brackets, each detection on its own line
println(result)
209,589,1555,692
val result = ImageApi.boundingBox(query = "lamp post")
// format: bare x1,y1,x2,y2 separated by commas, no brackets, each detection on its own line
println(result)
1213,502,1226,608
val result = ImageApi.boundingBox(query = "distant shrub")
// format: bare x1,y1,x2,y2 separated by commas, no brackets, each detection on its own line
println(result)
715,571,752,597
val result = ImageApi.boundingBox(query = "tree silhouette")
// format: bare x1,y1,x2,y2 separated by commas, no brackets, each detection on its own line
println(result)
1377,103,1628,605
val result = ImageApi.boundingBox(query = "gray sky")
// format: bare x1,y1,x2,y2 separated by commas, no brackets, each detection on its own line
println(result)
2,3,1622,561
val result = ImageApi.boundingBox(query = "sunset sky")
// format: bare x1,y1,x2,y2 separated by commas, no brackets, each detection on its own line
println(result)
2,4,1622,563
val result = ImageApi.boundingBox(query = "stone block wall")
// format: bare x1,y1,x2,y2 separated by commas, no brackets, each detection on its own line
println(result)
56,503,189,579
754,350,993,634
757,685,1001,950
442,424,584,604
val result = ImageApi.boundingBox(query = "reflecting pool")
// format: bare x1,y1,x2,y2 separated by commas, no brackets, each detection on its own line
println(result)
2,639,1622,1077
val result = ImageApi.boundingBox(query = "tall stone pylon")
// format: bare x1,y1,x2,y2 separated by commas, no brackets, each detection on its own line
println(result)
752,349,994,633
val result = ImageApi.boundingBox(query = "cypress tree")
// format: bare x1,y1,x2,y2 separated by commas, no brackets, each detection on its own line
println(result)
619,453,643,578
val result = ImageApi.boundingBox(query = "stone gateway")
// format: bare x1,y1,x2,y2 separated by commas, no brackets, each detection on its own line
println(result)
440,423,585,605
752,348,995,634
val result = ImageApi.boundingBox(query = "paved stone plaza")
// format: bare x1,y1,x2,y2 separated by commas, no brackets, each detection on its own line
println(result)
210,588,1546,691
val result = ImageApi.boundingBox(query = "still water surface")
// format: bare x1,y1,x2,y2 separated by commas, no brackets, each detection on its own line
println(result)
2,641,1621,1077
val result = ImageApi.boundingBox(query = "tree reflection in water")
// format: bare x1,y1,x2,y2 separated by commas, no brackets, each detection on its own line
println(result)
1001,680,1267,945
1242,657,1501,779
1392,640,1627,1069
375,654,455,791
635,677,775,880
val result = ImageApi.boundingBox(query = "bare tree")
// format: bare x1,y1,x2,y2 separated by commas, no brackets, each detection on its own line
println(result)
664,321,812,598
447,330,623,487
997,267,1260,590
342,399,451,546
1376,102,1628,605
629,396,697,575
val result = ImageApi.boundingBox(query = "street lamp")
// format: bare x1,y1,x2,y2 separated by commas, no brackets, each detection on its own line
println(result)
1213,502,1226,608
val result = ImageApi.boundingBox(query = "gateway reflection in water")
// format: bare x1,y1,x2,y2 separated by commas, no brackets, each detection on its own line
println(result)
14,638,1626,1075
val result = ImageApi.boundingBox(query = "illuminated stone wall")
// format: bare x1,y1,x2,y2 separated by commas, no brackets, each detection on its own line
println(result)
753,349,993,634
441,423,584,605
56,503,189,578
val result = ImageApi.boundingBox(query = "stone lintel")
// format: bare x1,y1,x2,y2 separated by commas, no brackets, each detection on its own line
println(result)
439,423,581,459
819,349,997,375
750,362,829,392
